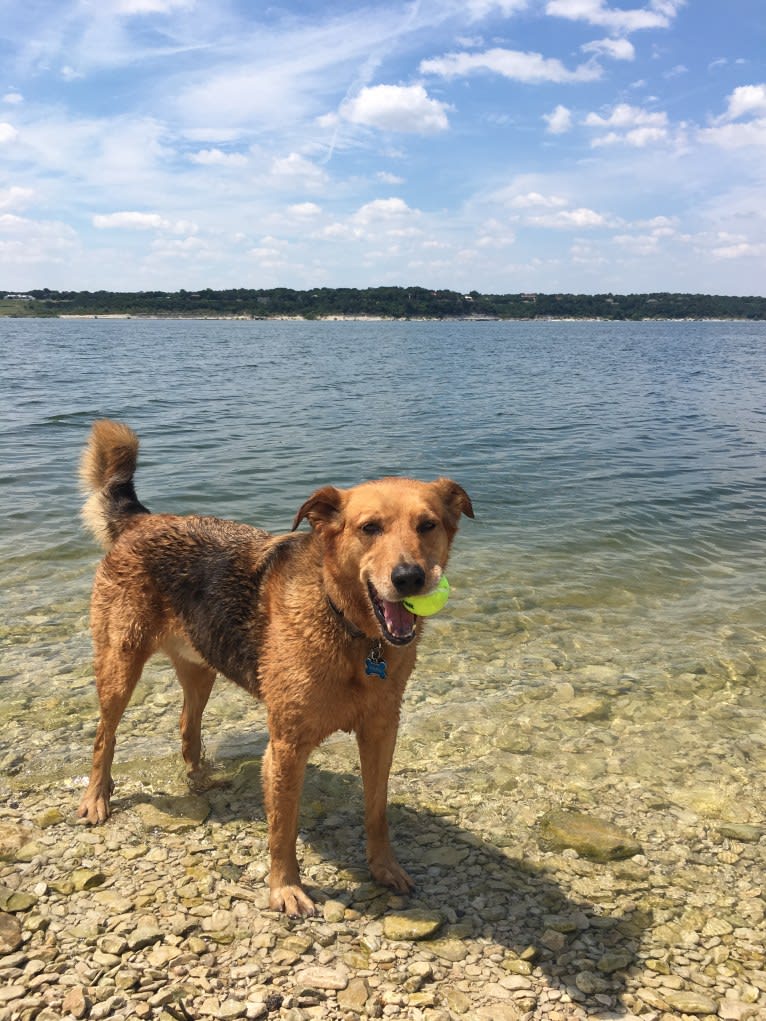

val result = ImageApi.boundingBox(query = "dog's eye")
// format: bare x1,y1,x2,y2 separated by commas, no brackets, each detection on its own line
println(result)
361,521,383,536
416,520,437,534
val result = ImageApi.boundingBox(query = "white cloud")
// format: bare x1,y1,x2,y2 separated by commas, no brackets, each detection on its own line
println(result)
584,103,669,146
510,192,568,208
188,148,248,166
3,92,23,105
288,202,321,217
546,0,682,33
113,0,195,13
92,211,197,233
339,84,450,134
0,213,78,267
543,104,573,134
0,186,34,210
353,197,416,224
270,152,328,190
420,47,601,84
0,123,19,144
711,241,766,259
722,84,766,121
529,207,609,228
377,171,405,185
581,37,635,61
698,119,766,149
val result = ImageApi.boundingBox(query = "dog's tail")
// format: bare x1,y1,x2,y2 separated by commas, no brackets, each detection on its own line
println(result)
80,420,151,549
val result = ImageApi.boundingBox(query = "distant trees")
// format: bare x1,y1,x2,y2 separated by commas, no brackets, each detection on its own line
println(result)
3,287,765,320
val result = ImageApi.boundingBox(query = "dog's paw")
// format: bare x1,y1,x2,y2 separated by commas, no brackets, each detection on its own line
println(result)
76,791,111,825
370,857,415,894
269,883,316,917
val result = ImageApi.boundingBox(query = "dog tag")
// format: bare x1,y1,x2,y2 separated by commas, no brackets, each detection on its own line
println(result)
365,644,387,679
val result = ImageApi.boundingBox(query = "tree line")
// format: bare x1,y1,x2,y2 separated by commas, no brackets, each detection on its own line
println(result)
3,286,766,320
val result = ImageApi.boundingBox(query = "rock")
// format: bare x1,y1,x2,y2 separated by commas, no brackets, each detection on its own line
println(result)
337,977,370,1012
70,868,107,892
0,822,33,862
0,886,37,912
35,808,65,829
383,909,443,941
294,965,349,990
423,937,469,962
538,810,641,861
0,911,23,953
134,794,210,832
661,990,719,1015
61,986,90,1019
421,846,469,867
718,823,762,842
126,924,163,951
322,899,346,923
597,951,633,973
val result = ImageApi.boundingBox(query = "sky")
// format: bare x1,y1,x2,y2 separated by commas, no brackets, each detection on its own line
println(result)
0,0,764,295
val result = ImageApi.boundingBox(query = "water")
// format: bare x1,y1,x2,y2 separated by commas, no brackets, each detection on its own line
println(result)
1,317,765,806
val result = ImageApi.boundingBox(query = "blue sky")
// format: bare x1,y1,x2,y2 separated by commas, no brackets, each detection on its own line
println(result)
1,0,764,294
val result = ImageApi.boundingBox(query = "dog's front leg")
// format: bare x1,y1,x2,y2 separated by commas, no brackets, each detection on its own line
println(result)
356,718,414,895
262,736,315,916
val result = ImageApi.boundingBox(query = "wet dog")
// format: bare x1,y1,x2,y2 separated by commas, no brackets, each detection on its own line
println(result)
77,420,473,915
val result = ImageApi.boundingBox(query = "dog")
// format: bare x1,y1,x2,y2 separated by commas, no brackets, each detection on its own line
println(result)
77,420,473,915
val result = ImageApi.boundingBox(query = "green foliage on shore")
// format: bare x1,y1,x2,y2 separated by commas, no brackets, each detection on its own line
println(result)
2,286,766,320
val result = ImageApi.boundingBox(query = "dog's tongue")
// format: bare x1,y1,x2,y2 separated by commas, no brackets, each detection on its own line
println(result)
382,598,416,637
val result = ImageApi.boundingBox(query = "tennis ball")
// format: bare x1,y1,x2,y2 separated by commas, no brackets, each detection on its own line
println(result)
403,575,450,616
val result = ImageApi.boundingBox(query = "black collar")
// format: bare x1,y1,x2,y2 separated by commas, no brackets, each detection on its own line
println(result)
326,595,367,640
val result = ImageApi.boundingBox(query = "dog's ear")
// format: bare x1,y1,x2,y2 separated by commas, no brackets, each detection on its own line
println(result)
292,485,344,532
434,478,475,528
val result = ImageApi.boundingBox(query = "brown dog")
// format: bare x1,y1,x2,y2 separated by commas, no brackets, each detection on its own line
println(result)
76,420,473,915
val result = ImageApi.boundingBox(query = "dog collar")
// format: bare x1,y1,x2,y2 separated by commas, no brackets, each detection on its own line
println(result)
326,596,387,679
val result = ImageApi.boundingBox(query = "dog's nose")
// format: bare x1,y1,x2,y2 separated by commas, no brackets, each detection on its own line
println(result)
391,563,426,597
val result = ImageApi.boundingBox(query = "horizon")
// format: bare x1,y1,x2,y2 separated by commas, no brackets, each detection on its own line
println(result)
1,1,764,296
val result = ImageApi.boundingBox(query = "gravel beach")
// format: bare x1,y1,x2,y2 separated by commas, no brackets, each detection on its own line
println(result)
1,665,764,1021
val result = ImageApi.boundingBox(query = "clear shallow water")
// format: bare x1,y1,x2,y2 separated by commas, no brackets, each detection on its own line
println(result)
1,317,765,790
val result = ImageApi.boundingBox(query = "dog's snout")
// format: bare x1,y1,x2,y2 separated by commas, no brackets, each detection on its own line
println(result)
391,563,426,597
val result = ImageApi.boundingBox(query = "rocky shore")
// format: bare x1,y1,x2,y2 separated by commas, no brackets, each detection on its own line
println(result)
1,669,764,1021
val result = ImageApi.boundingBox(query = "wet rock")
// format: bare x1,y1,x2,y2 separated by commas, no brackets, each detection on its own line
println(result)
661,989,719,1015
0,911,23,953
382,908,443,941
134,794,210,832
70,868,107,892
718,823,762,842
0,822,33,862
61,986,90,1019
337,977,370,1012
0,887,37,912
294,965,349,990
538,809,641,861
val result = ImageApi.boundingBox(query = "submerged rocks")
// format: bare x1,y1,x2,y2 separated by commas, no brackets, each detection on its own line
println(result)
538,809,641,861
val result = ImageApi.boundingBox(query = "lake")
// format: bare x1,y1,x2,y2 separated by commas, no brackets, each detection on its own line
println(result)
1,317,765,798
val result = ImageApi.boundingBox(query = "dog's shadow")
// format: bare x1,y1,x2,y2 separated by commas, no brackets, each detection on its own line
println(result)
158,748,649,1019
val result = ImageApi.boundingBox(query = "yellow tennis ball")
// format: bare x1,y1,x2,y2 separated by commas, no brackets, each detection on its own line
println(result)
403,575,450,616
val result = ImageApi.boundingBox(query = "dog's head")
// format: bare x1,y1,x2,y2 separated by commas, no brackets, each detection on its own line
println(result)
293,477,473,646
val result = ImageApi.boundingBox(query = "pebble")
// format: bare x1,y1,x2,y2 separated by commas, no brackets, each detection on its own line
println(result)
1,665,765,1021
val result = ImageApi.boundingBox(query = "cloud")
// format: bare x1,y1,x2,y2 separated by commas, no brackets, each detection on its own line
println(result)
0,186,35,210
509,192,568,208
113,0,196,13
722,83,766,121
529,207,609,228
420,47,601,84
698,119,766,149
0,123,19,144
188,148,248,166
546,0,683,33
353,197,416,224
584,102,669,145
3,92,23,105
288,202,321,217
0,213,78,268
543,104,573,134
581,37,635,61
339,84,450,134
698,85,766,148
92,211,197,233
270,152,328,190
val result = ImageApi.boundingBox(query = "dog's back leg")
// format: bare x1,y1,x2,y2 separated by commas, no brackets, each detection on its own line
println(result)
172,656,216,783
77,642,148,824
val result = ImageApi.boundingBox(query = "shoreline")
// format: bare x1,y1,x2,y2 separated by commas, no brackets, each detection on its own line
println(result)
31,313,765,323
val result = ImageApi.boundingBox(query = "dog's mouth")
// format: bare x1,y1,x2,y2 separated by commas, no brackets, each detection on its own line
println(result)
368,583,417,646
